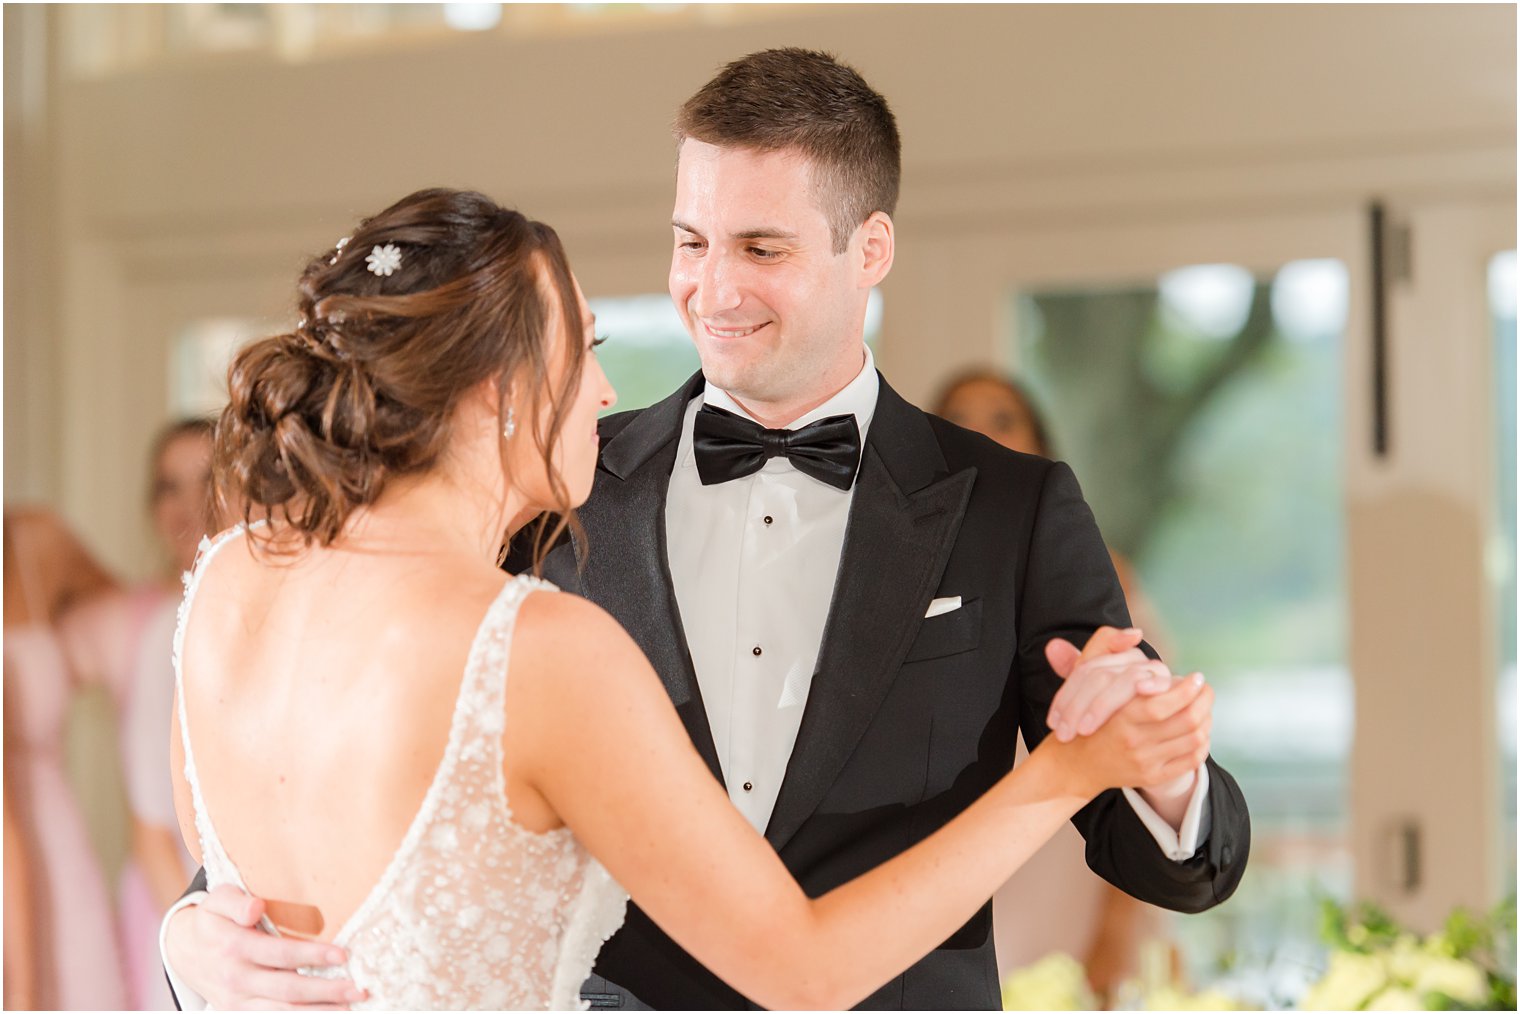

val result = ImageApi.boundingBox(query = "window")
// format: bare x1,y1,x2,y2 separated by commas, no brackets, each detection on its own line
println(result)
1489,248,1516,896
171,317,266,417
1013,259,1351,1003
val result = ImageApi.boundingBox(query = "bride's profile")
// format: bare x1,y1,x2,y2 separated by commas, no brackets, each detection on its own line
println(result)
171,187,1210,1010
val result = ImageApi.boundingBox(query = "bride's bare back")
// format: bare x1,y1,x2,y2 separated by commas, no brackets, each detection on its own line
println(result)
173,526,628,1009
176,533,501,933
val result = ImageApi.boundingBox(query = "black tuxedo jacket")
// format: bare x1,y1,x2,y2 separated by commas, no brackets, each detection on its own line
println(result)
536,372,1250,1010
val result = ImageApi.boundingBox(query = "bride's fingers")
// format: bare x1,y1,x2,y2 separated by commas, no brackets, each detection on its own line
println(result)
1128,674,1208,725
1150,730,1213,785
1129,717,1213,784
1144,692,1214,745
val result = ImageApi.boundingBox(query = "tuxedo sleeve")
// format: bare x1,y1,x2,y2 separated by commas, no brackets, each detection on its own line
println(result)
1014,460,1249,913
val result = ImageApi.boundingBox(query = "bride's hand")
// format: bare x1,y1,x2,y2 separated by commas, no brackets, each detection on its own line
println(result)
164,884,366,1010
1040,673,1213,800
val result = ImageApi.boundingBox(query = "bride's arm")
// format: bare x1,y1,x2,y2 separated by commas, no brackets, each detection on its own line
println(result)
509,592,1208,1012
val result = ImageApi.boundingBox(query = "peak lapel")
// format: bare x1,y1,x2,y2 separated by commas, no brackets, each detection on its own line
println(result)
764,380,976,850
575,373,724,784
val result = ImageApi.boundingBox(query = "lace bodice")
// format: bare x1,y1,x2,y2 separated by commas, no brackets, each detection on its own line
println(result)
174,528,627,1010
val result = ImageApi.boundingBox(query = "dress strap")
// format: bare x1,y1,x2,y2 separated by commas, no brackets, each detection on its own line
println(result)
173,524,256,890
450,575,556,801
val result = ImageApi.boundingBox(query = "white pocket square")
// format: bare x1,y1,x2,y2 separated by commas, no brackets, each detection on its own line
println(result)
924,596,962,618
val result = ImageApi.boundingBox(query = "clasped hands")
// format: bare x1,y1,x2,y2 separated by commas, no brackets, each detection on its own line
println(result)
1043,627,1212,822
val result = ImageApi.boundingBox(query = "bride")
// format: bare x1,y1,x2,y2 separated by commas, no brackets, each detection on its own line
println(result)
170,188,1209,1010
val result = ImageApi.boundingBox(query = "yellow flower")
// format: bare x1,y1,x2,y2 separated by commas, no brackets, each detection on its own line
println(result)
1365,985,1423,1009
1142,985,1251,1010
1411,955,1488,1006
1383,935,1424,982
1300,951,1388,1010
1001,953,1096,1011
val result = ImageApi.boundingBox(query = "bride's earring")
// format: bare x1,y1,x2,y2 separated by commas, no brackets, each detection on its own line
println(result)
503,408,516,439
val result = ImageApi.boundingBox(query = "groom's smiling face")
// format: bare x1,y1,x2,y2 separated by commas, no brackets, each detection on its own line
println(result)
669,140,873,421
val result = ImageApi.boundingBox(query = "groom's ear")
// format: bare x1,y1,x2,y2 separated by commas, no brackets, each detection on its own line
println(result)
855,211,894,288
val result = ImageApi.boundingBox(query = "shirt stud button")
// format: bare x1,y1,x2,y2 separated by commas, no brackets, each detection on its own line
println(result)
763,515,774,525
743,782,754,792
752,645,762,656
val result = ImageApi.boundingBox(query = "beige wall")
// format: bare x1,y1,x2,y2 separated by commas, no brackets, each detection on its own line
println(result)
5,3,1516,927
9,3,1513,574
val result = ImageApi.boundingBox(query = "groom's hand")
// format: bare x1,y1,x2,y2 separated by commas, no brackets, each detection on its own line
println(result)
165,884,365,1010
1044,627,1177,743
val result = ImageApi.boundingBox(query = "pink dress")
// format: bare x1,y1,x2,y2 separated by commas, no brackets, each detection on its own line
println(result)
4,623,129,1009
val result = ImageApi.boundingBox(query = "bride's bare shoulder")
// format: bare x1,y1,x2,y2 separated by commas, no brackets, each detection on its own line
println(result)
508,584,649,687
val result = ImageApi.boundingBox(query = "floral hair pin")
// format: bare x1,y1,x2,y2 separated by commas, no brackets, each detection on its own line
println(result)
329,236,349,266
366,243,403,277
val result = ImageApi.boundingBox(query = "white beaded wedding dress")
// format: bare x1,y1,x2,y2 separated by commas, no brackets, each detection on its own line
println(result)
174,527,628,1010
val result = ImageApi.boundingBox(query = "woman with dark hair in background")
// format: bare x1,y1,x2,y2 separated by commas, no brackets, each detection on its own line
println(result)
162,188,1204,1010
934,368,1174,1005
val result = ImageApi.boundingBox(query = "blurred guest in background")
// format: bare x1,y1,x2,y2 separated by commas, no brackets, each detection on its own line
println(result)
5,695,41,1010
2,508,128,1010
933,369,1173,1004
62,418,215,1009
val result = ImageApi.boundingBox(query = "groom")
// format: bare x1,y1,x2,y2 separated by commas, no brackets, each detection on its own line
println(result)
162,48,1248,1010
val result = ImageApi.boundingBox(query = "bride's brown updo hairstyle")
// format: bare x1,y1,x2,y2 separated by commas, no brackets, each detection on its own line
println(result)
214,188,586,564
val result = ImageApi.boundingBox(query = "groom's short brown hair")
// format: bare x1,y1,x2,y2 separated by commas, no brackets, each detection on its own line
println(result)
675,48,901,255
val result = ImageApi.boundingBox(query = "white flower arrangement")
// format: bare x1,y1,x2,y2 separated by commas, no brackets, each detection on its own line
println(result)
1299,897,1512,1011
366,242,403,277
1298,938,1488,1009
995,896,1516,1012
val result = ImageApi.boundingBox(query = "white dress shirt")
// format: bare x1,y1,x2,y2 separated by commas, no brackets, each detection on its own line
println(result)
666,348,882,831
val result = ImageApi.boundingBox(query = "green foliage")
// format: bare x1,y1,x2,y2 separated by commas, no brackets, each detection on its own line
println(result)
1317,897,1402,954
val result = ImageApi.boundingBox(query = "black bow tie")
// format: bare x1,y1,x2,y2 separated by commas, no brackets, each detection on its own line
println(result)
693,404,862,491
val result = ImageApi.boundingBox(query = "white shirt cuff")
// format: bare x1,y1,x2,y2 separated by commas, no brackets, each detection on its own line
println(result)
1120,763,1211,861
160,890,211,1011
